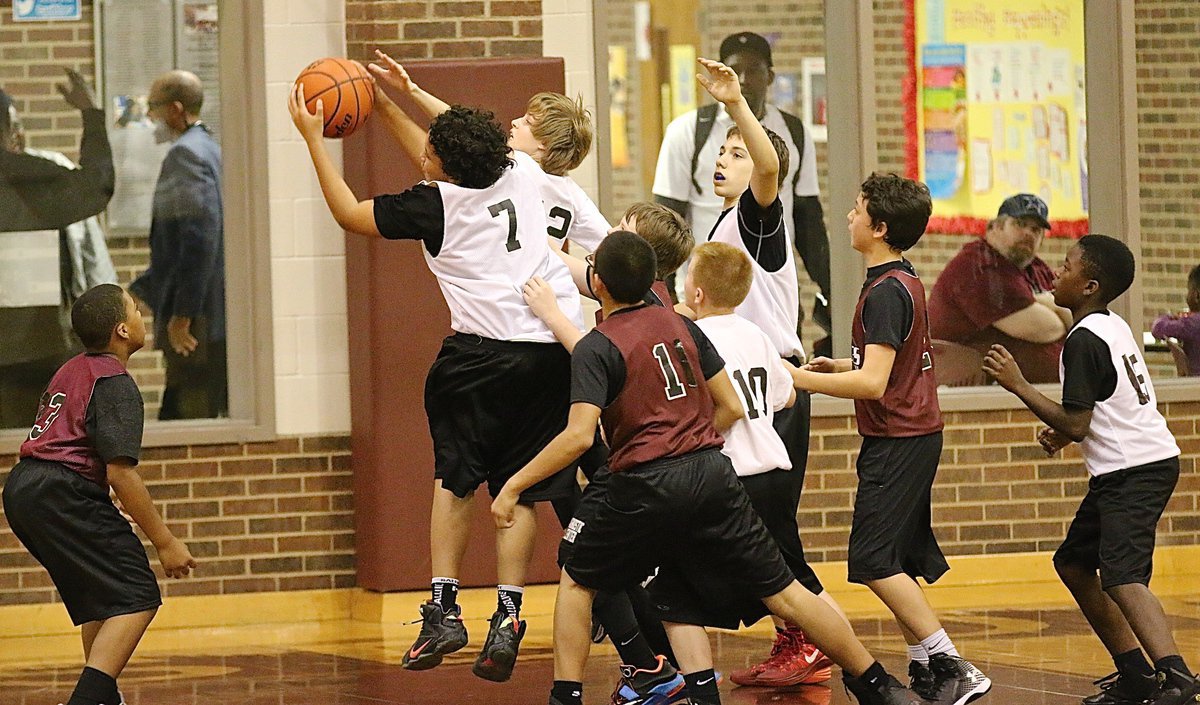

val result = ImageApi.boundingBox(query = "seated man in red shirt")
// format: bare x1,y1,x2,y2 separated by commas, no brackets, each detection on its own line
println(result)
927,194,1072,383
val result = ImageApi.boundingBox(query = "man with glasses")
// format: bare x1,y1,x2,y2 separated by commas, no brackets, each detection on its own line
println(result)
928,194,1073,384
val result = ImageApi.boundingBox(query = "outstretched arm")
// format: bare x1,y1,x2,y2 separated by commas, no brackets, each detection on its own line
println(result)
369,50,450,118
288,82,381,237
696,57,778,208
372,87,429,171
791,344,895,400
984,344,1093,442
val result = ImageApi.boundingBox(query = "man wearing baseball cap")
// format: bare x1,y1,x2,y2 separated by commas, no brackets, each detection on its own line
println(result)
928,193,1073,383
651,31,830,345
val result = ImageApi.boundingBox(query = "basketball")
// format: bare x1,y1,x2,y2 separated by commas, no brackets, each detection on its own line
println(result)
294,57,374,139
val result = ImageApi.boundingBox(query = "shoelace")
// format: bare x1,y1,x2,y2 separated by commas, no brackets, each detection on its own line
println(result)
757,630,802,671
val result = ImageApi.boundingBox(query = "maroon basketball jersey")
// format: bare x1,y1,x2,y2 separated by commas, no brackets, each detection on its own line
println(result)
595,305,724,472
851,269,943,437
20,353,129,485
595,279,674,324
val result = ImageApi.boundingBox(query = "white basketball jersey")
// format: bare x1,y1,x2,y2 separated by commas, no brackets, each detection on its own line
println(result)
697,314,793,477
1063,312,1180,476
538,170,610,253
709,203,805,360
426,151,583,342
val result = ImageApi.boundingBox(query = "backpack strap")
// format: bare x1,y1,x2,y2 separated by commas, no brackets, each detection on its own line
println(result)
779,109,806,193
690,103,720,195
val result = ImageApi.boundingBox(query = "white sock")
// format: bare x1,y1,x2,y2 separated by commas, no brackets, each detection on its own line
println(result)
920,628,959,658
908,643,929,665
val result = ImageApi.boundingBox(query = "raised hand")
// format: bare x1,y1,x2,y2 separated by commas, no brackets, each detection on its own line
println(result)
696,57,743,105
369,49,418,96
56,68,98,111
288,81,325,142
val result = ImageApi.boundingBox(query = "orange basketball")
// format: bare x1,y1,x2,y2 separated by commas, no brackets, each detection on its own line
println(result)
295,57,374,139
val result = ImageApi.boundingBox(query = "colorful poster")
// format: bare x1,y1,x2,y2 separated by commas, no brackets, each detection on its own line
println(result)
907,0,1088,236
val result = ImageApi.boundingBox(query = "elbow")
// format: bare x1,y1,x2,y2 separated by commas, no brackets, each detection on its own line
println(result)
1066,426,1089,444
566,426,596,455
864,379,888,400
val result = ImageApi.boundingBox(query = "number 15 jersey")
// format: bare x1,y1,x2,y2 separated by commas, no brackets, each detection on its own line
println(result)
373,150,582,342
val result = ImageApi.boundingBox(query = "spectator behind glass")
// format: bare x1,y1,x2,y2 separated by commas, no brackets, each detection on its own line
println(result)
1151,264,1200,376
0,69,115,233
927,194,1073,384
129,70,227,420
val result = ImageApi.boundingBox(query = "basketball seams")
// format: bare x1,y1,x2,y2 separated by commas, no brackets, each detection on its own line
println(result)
297,58,372,138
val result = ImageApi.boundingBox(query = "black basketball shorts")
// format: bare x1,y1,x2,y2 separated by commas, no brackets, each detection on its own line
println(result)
847,432,950,585
1054,456,1180,589
425,333,576,501
561,449,794,629
2,459,162,626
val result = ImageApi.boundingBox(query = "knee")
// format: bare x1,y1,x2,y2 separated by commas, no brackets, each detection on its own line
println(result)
1053,557,1091,586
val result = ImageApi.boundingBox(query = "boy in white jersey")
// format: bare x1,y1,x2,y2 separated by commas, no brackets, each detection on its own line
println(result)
687,54,830,681
289,56,583,683
369,51,611,252
985,235,1196,705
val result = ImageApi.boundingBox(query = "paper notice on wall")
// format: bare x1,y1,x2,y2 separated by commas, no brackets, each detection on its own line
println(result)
177,2,221,139
0,231,60,307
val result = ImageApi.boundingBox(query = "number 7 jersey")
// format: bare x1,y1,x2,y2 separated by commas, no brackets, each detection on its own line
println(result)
427,150,583,342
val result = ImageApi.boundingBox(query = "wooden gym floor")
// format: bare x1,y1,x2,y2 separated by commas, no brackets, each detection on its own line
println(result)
2,553,1198,704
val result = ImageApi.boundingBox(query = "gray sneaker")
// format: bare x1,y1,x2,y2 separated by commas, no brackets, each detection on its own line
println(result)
928,653,992,705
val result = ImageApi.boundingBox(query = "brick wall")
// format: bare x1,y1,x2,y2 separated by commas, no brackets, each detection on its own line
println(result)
0,436,355,605
344,0,542,62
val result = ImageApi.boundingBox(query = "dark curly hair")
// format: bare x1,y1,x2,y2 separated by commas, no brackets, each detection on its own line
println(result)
428,105,512,189
860,172,932,251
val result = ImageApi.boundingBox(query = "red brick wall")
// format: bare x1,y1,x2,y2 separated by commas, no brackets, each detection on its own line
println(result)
345,0,543,62
0,436,354,605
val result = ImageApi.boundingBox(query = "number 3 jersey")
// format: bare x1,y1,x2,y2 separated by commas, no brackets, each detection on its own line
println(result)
373,150,582,343
1060,310,1179,477
695,313,794,477
572,303,726,473
20,353,144,486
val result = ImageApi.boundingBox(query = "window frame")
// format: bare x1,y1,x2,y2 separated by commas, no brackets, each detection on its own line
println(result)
0,0,274,452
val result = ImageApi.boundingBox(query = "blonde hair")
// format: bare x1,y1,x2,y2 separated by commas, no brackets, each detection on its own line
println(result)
527,92,593,176
689,242,752,308
623,202,694,278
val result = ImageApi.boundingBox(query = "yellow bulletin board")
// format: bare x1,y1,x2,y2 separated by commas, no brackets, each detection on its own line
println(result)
905,0,1089,236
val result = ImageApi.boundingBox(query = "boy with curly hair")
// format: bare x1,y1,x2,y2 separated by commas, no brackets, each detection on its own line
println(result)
289,54,584,684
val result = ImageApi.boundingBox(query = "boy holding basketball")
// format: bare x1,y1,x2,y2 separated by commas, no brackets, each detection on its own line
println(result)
985,235,1197,705
3,283,196,705
369,51,612,253
289,64,583,683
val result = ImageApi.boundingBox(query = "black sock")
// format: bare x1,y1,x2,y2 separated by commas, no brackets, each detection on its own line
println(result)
497,585,524,620
66,667,119,705
1155,655,1195,688
612,627,661,673
684,669,721,705
431,577,458,613
1114,648,1154,677
550,680,583,705
850,661,889,691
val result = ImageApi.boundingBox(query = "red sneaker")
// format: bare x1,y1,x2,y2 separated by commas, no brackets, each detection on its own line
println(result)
730,628,832,687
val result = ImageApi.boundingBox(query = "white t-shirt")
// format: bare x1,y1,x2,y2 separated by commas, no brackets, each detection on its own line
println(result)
696,313,793,476
1061,311,1180,476
708,195,804,360
427,151,584,342
652,102,818,242
538,169,610,253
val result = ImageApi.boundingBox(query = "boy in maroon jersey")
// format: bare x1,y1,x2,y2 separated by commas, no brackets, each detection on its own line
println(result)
2,284,195,705
492,231,921,705
789,174,989,705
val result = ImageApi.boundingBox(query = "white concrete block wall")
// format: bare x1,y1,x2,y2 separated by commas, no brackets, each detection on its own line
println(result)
544,0,601,204
263,0,351,435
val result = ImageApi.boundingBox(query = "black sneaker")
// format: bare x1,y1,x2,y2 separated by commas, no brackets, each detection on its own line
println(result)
472,610,527,682
844,672,924,705
909,660,937,700
928,653,992,705
401,601,468,671
1150,669,1200,705
1083,671,1159,704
